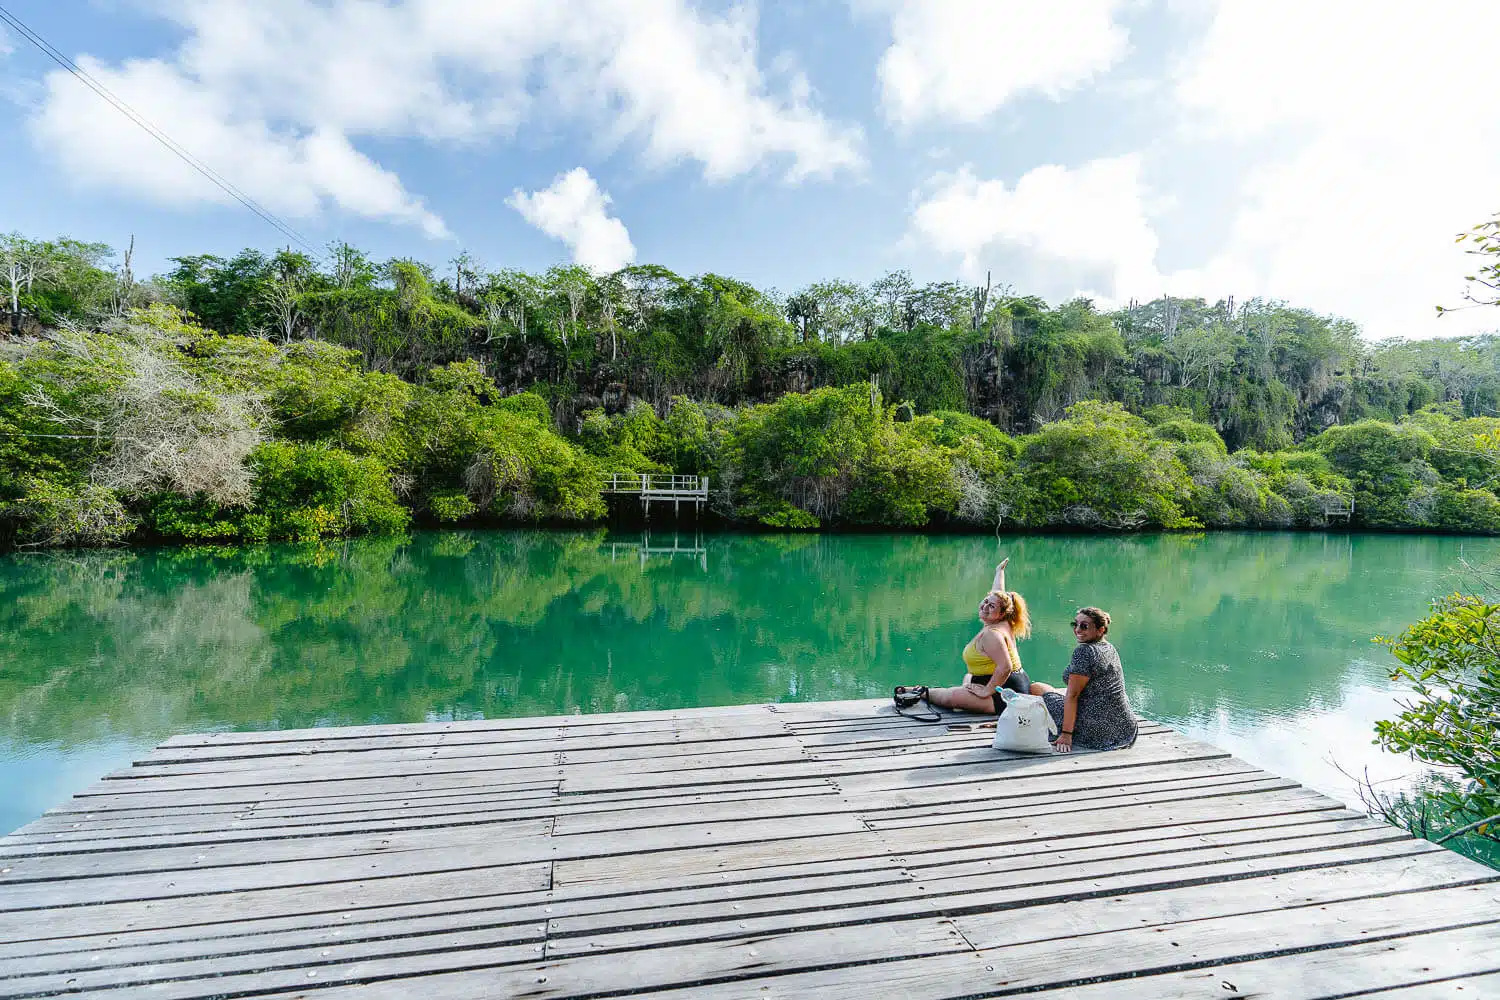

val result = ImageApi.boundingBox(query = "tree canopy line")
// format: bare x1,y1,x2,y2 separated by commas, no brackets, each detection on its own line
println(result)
2,229,1500,548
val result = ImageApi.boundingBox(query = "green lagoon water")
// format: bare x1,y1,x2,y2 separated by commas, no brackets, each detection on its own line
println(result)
2,529,1496,837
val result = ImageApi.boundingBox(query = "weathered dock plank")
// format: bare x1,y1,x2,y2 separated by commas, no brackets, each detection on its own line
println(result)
3,698,1497,999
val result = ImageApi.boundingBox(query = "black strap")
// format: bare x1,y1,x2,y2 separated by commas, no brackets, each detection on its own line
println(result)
893,686,943,723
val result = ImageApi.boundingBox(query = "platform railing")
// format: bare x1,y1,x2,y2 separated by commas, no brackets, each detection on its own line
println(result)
1322,495,1354,522
601,473,709,496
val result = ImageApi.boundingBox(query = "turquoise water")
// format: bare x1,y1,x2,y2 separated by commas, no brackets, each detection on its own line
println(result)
2,529,1495,839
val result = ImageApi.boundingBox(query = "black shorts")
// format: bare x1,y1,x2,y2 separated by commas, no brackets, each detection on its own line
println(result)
992,669,1031,715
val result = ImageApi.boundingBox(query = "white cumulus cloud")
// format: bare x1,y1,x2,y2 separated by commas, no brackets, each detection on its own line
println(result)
871,0,1132,126
908,1,1500,341
26,0,861,238
32,55,450,238
1171,0,1500,338
508,168,637,273
909,156,1169,301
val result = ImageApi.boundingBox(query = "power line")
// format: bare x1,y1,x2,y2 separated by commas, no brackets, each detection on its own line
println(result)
0,4,320,255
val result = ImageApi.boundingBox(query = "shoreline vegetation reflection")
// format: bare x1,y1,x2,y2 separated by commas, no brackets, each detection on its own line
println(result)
2,529,1496,847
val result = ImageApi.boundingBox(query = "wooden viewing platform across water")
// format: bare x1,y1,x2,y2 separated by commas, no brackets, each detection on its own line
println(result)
3,700,1499,999
601,473,710,519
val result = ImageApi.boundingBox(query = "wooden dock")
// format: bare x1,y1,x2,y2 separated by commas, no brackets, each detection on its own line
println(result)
3,700,1498,999
601,473,710,519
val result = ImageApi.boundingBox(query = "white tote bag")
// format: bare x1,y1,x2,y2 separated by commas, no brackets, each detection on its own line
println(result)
991,688,1058,753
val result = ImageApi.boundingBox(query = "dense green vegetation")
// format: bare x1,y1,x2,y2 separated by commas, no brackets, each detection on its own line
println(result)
2,231,1499,548
1368,590,1500,866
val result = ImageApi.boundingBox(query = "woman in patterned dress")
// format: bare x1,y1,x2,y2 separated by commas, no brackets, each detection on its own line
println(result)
1029,607,1139,753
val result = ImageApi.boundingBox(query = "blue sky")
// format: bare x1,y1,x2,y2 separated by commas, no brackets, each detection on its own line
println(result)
1,1,1497,341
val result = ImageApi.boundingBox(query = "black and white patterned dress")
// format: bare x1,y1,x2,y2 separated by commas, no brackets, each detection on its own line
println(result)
1042,640,1139,750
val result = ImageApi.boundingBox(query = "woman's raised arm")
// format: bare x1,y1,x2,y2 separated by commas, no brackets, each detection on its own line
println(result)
991,557,1009,594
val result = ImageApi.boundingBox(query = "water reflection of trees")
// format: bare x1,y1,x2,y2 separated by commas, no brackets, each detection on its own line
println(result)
0,531,1494,746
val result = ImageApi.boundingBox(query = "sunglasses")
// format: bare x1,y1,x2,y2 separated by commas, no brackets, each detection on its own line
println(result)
1071,621,1094,630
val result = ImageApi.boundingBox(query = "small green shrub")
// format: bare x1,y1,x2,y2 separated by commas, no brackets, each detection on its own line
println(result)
251,442,409,540
15,477,137,547
429,492,479,522
1372,594,1500,865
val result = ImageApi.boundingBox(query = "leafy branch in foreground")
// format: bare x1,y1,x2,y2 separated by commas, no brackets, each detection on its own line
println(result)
1439,213,1500,314
1366,593,1500,867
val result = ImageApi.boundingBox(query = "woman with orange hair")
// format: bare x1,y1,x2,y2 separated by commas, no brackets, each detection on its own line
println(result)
897,559,1031,716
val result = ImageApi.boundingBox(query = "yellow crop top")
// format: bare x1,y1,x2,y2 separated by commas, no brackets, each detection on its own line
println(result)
963,628,1021,679
962,637,997,676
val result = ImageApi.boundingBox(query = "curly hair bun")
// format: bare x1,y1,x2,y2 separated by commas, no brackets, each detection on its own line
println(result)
1077,606,1111,634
